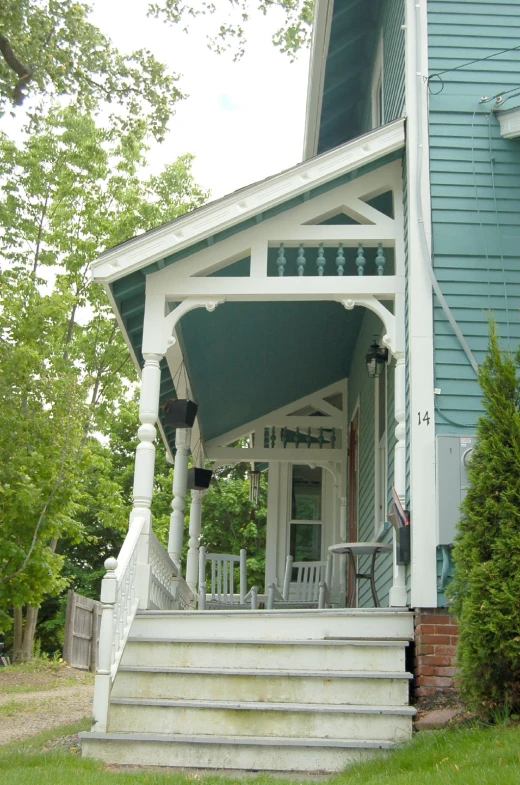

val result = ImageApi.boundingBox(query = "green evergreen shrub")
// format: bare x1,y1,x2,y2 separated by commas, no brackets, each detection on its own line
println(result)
448,321,520,716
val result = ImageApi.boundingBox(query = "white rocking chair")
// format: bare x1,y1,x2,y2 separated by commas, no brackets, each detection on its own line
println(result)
267,554,333,609
198,547,258,610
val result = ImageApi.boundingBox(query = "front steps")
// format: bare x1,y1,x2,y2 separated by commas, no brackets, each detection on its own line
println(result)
81,608,415,773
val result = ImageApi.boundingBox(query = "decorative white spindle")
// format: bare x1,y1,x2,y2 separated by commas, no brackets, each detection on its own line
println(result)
132,353,162,510
186,489,204,592
168,427,191,571
389,351,408,607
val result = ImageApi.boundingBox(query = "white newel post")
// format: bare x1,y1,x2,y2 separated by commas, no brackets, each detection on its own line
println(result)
133,353,162,511
168,427,191,571
92,557,117,732
186,489,203,592
389,351,408,607
132,353,162,609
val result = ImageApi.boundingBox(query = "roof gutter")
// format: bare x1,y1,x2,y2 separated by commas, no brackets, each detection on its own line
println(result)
302,0,334,161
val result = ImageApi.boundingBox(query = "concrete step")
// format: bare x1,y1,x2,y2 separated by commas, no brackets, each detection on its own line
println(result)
113,667,412,706
80,731,392,772
131,608,414,642
121,637,408,672
107,698,415,741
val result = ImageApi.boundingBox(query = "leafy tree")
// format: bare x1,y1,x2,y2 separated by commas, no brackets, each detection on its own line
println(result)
0,1,312,120
448,321,520,716
0,104,207,658
1,0,182,139
151,0,314,60
198,465,267,588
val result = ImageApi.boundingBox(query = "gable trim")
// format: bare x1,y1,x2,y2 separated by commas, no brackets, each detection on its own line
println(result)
92,119,405,285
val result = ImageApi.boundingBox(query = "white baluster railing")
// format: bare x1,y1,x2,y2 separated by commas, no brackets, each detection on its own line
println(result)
92,514,145,731
91,513,196,732
149,529,195,610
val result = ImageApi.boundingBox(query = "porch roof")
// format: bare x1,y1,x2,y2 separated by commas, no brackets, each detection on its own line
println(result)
92,120,405,456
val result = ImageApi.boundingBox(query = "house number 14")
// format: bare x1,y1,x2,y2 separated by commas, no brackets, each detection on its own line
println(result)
418,412,431,426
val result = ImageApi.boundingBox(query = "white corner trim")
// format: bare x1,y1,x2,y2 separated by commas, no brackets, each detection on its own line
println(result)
302,0,334,161
405,0,437,609
91,120,405,285
496,106,520,139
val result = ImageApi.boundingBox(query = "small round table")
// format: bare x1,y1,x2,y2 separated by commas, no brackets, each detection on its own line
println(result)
328,542,392,608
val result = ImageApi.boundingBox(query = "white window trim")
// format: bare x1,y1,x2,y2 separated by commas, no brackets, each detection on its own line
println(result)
287,464,325,565
371,34,384,130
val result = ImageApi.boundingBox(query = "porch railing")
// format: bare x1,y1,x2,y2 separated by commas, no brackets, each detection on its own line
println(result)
92,512,195,731
271,242,390,277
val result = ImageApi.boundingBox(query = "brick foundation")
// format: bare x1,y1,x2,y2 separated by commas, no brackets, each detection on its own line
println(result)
414,609,458,697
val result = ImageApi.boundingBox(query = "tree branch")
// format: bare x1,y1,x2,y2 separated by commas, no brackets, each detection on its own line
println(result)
0,33,34,105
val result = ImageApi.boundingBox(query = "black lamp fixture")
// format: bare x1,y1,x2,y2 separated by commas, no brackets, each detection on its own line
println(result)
365,337,389,379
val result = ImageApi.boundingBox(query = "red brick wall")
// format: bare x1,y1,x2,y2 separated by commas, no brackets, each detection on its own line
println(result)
414,609,458,697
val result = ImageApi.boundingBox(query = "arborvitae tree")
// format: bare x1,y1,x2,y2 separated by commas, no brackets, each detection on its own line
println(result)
448,321,520,716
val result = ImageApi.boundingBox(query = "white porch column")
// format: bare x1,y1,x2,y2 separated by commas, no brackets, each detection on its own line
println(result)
168,427,191,571
132,353,162,511
186,489,204,592
338,494,348,607
389,351,408,607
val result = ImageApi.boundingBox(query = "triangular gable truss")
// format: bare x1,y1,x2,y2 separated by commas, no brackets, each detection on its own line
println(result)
205,380,347,465
147,164,400,288
142,161,404,363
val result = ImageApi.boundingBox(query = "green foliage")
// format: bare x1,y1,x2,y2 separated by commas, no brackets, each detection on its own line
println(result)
0,0,182,139
448,320,520,716
149,0,314,60
196,464,268,588
0,103,207,636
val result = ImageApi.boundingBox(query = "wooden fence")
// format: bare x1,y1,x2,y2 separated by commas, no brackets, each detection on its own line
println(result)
63,590,101,672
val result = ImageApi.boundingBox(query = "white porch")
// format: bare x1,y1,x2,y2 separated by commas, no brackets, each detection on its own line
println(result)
83,120,419,771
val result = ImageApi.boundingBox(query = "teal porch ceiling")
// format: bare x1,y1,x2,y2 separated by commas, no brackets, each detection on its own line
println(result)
176,301,363,443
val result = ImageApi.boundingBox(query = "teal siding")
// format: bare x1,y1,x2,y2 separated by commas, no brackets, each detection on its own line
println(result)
428,0,520,434
347,311,394,608
382,0,406,125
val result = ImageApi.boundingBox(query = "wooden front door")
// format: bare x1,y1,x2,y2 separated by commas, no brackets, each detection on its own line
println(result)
347,411,359,604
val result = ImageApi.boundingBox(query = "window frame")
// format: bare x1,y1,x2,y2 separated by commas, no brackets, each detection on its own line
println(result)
288,464,324,565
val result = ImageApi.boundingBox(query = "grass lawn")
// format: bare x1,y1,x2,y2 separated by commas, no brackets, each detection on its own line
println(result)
1,719,520,784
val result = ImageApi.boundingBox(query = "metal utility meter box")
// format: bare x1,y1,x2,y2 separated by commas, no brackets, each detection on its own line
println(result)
436,435,476,545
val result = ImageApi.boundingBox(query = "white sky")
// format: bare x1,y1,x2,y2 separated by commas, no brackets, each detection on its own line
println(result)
89,1,311,199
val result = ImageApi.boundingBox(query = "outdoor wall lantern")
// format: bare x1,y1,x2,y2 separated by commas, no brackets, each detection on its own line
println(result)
365,339,388,379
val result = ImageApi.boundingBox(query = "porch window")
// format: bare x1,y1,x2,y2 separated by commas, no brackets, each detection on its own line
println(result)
289,465,323,562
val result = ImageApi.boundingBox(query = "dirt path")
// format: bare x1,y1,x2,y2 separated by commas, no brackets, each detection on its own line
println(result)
0,663,94,745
